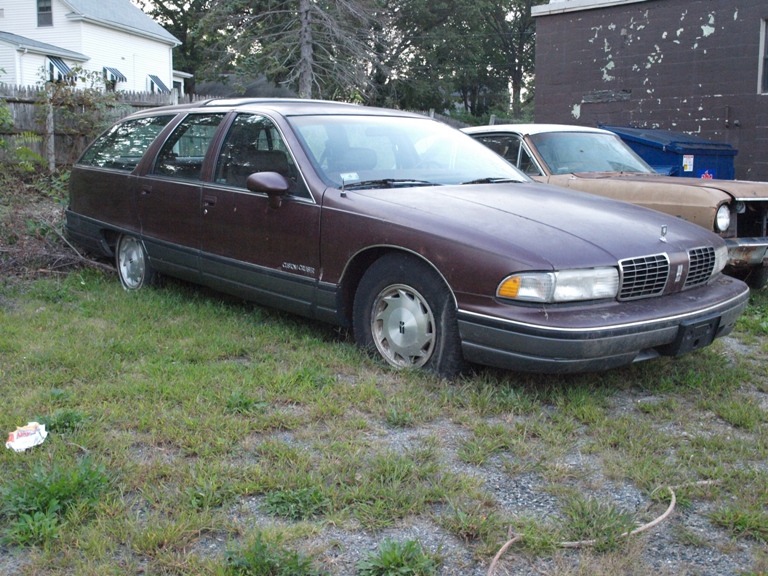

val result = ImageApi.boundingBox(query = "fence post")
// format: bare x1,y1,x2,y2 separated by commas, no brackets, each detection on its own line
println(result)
44,85,55,173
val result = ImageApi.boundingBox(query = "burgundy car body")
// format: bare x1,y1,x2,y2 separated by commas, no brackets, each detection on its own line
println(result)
66,99,749,375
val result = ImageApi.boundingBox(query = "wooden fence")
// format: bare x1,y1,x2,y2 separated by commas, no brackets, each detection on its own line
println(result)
0,84,211,166
1,85,474,168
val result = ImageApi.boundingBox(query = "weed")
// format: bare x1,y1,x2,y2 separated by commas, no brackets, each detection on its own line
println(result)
710,505,768,543
0,457,109,545
226,532,327,575
457,421,513,465
38,408,87,433
263,487,330,521
185,479,234,511
560,494,636,552
356,538,439,576
439,500,507,555
225,390,267,414
3,500,63,546
708,395,767,431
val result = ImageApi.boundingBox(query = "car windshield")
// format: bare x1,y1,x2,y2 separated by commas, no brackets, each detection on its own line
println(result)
288,115,529,188
529,132,655,175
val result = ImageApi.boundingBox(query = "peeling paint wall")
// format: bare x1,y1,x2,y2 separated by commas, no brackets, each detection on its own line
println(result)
534,0,768,180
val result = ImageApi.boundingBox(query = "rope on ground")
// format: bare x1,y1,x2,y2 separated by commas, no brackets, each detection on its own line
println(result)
486,480,719,576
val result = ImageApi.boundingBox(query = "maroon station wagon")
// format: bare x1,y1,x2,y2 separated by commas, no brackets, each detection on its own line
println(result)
66,99,749,377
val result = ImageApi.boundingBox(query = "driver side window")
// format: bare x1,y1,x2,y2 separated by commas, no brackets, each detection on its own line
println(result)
215,114,308,198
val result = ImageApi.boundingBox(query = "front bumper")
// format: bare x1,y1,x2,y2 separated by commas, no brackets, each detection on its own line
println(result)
457,276,750,373
725,237,768,268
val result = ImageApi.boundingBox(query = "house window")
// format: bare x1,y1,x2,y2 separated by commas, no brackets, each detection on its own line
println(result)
103,67,127,92
48,57,71,83
148,74,170,94
37,0,52,27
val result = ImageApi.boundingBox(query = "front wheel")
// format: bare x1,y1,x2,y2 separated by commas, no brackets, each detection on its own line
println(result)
116,234,157,290
353,253,465,378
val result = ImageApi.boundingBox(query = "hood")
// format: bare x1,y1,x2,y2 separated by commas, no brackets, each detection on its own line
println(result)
350,182,721,270
577,172,768,201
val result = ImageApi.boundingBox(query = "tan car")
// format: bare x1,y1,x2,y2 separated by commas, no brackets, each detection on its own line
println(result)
464,124,768,289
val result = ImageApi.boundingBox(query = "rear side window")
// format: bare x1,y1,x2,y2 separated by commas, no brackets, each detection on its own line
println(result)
152,113,226,180
78,115,175,171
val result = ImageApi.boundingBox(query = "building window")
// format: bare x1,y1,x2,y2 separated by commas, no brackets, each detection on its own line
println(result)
48,57,71,83
37,0,52,27
761,20,768,93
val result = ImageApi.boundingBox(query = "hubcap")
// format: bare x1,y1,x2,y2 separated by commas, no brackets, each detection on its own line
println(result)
118,237,145,290
371,284,435,368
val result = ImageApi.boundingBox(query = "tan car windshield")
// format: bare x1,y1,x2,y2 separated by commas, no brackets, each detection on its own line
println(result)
530,132,655,175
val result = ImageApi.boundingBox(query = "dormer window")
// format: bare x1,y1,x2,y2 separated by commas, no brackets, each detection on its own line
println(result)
38,0,52,27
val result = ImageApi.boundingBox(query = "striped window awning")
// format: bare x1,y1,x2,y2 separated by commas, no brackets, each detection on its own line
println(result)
48,56,72,76
148,74,170,94
103,67,127,83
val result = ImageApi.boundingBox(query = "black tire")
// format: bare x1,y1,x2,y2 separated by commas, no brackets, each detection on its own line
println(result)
115,234,157,291
744,265,768,290
353,253,465,378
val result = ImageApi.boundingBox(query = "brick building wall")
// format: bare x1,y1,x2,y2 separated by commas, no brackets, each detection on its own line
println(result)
533,0,768,181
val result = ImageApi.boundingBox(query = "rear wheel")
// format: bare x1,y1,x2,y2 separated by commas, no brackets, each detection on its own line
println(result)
353,253,465,378
116,234,156,290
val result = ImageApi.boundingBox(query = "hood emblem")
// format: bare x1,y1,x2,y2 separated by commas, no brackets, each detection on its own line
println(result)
660,224,668,243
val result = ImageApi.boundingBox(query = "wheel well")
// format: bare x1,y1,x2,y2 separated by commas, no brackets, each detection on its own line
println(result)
102,229,120,257
338,247,456,326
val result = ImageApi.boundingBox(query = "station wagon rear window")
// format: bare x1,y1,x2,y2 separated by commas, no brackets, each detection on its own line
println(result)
152,113,226,180
78,115,175,171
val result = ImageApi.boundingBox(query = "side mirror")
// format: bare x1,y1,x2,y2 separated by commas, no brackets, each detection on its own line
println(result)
246,172,290,209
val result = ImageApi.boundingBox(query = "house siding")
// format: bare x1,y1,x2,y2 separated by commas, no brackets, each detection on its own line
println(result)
0,0,81,53
0,0,174,94
534,0,768,181
0,46,15,81
80,23,173,93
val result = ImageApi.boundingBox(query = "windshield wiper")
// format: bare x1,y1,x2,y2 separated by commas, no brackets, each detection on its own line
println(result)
342,179,440,190
461,177,521,185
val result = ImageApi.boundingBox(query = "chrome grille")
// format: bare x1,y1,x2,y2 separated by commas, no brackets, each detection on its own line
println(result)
685,246,715,288
619,253,669,300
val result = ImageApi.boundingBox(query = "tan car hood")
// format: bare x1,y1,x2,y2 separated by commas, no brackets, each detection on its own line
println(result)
566,172,768,200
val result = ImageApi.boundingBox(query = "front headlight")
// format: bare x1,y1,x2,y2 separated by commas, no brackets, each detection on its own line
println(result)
497,268,619,303
715,204,731,232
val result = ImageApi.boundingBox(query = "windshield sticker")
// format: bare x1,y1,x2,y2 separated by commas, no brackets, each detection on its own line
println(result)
341,172,360,182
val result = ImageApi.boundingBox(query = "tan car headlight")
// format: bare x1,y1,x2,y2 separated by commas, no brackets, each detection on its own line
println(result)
715,204,731,232
497,268,619,303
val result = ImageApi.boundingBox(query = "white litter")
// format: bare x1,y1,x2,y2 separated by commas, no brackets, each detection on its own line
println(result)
6,422,48,452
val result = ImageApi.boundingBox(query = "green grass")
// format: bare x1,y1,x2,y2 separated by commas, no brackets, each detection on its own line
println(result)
1,270,767,574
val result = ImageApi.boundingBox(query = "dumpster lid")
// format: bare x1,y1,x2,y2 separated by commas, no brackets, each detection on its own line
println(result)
600,125,737,156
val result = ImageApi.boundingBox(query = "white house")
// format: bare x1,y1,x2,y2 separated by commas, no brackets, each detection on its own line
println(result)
0,0,180,93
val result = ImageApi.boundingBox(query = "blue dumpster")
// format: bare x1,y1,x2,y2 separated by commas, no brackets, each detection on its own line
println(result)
600,125,737,180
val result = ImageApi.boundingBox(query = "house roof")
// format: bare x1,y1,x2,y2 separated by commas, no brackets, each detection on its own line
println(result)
61,0,181,46
0,30,88,61
532,0,649,17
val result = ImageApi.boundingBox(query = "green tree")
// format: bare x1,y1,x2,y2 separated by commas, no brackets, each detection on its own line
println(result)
480,0,546,116
369,0,536,116
202,0,380,100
